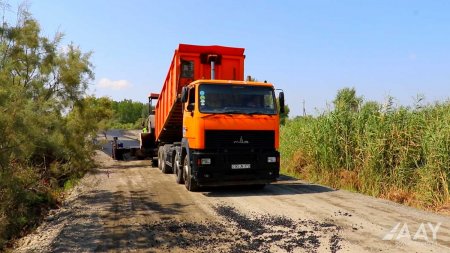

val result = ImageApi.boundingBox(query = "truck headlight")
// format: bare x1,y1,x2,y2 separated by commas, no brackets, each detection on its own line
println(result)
267,157,277,163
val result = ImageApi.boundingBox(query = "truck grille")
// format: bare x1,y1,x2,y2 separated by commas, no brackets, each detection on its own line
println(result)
205,130,275,150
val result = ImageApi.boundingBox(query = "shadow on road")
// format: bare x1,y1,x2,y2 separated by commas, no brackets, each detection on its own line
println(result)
202,175,335,197
90,164,151,177
48,189,188,252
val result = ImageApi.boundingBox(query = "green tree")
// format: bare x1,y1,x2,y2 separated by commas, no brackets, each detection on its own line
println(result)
281,104,290,125
110,99,148,128
0,6,106,248
333,87,362,112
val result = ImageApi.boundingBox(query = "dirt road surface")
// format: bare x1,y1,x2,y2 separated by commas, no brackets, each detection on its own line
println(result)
12,131,450,252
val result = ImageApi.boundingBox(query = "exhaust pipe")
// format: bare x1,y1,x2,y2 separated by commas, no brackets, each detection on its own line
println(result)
201,53,220,80
207,54,218,80
211,60,215,80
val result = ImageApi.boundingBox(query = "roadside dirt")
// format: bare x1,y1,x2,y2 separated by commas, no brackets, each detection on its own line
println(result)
11,133,450,252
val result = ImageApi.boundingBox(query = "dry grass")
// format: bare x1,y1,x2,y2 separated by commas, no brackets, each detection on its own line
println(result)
381,187,417,206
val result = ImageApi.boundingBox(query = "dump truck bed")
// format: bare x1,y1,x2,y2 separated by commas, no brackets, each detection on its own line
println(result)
154,44,245,143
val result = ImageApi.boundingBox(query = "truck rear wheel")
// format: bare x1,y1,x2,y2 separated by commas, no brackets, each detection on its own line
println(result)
175,153,184,184
158,145,173,174
183,156,199,191
157,147,163,170
160,151,167,173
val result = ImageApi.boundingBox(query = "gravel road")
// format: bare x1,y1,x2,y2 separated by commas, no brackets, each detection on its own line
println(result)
12,131,450,253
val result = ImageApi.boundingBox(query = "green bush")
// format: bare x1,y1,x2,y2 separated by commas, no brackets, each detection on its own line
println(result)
0,9,111,249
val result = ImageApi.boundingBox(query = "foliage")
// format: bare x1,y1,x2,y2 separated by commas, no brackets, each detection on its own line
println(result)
0,6,110,248
279,100,290,125
280,88,450,209
110,99,149,129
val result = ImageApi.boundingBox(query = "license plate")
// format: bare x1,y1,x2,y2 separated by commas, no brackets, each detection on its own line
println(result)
231,164,251,169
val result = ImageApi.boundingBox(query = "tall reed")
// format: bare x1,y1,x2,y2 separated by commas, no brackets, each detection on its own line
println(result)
280,88,450,208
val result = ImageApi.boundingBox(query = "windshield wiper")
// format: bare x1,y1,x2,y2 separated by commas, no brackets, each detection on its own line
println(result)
223,110,246,114
246,111,264,115
200,111,241,118
201,113,234,118
248,110,279,115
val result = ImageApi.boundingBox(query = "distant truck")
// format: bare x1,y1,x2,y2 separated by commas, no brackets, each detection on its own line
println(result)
136,44,285,191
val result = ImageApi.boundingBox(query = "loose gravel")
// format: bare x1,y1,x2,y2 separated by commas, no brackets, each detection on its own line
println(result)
139,204,342,253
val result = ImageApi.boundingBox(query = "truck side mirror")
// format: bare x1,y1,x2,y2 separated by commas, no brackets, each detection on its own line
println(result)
187,103,195,112
279,92,285,114
181,87,188,103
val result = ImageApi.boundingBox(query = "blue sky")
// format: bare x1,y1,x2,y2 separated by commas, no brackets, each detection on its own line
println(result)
5,0,450,116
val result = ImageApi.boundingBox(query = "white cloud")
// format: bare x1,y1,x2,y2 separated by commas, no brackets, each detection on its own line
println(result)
97,78,132,90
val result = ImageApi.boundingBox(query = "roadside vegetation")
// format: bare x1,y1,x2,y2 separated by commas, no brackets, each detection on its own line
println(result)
280,88,450,210
108,99,149,130
0,6,113,249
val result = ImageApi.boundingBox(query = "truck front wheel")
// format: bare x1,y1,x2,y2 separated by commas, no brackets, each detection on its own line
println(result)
183,156,198,191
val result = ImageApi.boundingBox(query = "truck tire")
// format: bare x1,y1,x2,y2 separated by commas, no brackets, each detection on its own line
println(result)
172,152,177,175
175,152,184,184
159,145,173,174
183,156,199,191
161,151,167,173
158,148,163,170
252,184,266,190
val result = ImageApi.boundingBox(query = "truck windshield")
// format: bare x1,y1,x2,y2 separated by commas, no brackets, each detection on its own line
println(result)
198,84,277,115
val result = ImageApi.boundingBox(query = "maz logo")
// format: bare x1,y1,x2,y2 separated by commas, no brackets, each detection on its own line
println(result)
234,136,249,144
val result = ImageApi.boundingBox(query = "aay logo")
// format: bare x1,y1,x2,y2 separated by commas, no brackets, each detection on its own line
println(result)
234,136,249,144
383,222,442,242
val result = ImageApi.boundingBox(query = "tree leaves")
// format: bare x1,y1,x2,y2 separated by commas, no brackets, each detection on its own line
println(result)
0,6,105,248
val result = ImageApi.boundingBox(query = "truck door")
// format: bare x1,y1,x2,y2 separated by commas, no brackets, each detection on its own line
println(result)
183,87,196,145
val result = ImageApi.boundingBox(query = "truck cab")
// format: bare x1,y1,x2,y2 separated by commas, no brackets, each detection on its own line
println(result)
179,80,283,190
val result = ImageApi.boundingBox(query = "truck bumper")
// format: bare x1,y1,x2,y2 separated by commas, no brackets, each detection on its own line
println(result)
190,149,280,187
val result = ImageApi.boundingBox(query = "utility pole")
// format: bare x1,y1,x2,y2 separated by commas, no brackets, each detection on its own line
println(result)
302,99,306,116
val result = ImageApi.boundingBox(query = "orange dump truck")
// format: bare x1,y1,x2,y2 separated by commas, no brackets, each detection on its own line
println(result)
145,44,285,191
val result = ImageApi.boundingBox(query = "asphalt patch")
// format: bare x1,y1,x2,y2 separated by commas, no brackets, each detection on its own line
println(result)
143,204,343,252
214,205,341,252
